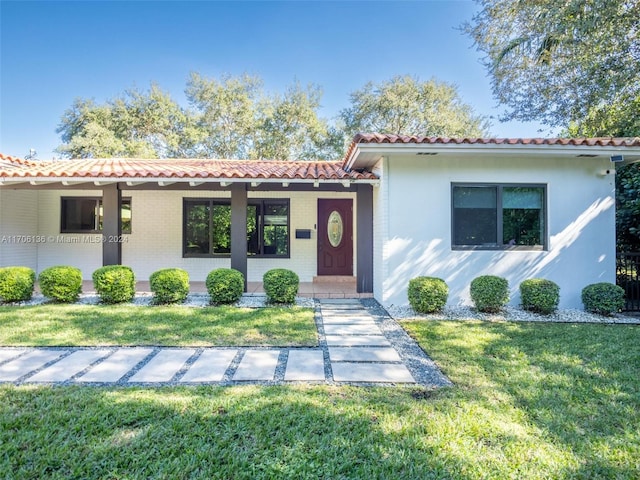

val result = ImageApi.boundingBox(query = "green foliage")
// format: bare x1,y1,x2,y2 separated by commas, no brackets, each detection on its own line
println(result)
407,276,449,313
519,278,560,314
581,282,625,316
0,267,36,303
57,74,343,161
56,73,494,162
38,266,82,303
341,75,490,138
56,85,196,159
565,95,640,252
464,0,639,128
263,269,299,304
92,265,135,304
206,268,244,305
149,268,189,304
470,275,509,313
615,164,640,252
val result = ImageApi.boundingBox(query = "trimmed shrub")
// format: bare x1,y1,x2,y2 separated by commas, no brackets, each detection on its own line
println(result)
408,276,448,313
582,282,625,316
149,268,189,304
38,266,83,303
520,278,560,314
206,268,244,304
263,269,299,304
0,266,36,303
470,275,509,313
92,265,136,304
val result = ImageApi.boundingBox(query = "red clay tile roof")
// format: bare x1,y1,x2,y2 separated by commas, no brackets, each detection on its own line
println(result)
344,133,640,164
0,152,37,168
350,133,640,147
0,157,378,182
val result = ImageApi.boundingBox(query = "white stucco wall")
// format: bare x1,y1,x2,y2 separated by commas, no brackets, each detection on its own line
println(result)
376,154,616,309
0,189,39,270
3,188,357,282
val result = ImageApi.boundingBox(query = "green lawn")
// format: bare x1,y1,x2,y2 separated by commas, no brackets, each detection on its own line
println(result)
0,304,317,346
1,318,638,479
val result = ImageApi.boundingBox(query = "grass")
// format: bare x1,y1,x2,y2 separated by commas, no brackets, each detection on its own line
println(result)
0,304,317,346
1,318,639,478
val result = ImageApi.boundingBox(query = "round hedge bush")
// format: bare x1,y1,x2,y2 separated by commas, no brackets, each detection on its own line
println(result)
520,278,560,314
38,265,83,303
206,268,244,304
92,265,136,304
408,276,448,313
263,269,299,304
0,266,36,303
149,268,189,304
470,275,509,313
582,282,625,316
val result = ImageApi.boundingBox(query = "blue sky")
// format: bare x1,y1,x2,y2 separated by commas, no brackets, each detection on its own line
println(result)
1,0,551,160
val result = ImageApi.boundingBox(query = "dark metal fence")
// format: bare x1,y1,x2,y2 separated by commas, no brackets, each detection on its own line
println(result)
617,252,640,311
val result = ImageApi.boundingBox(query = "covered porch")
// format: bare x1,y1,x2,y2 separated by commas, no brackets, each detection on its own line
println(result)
0,155,379,295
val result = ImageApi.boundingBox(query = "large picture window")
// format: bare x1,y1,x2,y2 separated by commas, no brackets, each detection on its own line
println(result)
61,197,132,233
452,184,546,249
184,199,289,257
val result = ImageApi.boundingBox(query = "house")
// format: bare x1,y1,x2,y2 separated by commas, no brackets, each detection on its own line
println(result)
2,134,640,309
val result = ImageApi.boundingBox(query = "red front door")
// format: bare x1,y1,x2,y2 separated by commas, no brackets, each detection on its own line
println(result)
317,199,353,276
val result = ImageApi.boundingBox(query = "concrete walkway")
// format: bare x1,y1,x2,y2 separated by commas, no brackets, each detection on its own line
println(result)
0,299,451,388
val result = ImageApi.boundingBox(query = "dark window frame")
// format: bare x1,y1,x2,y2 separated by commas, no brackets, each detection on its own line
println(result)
451,183,547,251
182,198,290,258
60,197,132,234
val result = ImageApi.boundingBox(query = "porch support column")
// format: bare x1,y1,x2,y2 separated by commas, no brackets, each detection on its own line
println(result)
102,183,122,266
356,184,374,293
230,183,248,291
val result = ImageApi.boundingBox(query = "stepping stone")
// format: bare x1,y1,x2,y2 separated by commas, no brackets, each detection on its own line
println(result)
180,350,237,382
284,349,325,381
324,324,381,335
329,347,402,362
321,315,376,325
318,299,361,305
325,335,391,347
28,349,111,382
332,362,415,383
321,308,364,317
78,348,153,383
233,350,279,381
0,350,68,382
0,349,27,364
128,349,195,383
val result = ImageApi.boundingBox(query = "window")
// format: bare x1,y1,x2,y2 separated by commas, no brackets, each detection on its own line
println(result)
61,197,132,233
184,199,289,257
452,184,546,249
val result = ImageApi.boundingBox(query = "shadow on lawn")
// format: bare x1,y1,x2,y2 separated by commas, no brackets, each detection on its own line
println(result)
417,321,640,479
3,386,478,480
0,304,318,347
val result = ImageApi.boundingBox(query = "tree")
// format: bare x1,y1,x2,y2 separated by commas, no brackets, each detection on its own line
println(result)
56,85,195,159
253,82,343,160
464,0,640,127
185,73,262,159
340,75,490,138
567,94,640,252
57,74,343,160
